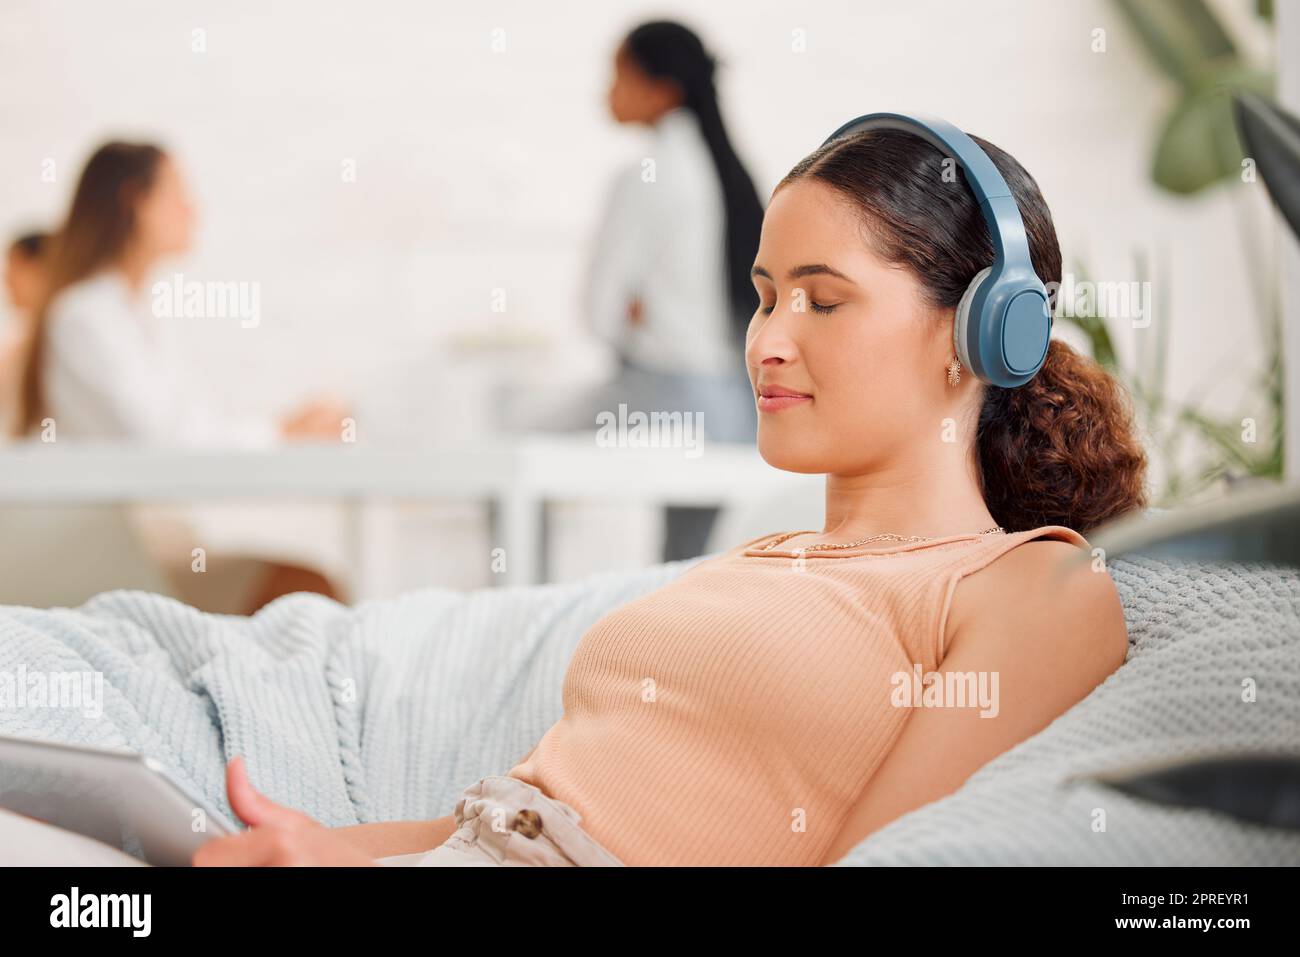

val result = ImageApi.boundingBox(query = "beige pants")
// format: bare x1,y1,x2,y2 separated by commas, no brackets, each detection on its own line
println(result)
379,776,624,868
0,776,622,867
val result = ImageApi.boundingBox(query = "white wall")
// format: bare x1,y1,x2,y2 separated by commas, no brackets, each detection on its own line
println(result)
0,0,1278,427
0,1,1285,593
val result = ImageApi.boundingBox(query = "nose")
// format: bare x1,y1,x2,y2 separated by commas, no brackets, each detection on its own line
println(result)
745,309,800,370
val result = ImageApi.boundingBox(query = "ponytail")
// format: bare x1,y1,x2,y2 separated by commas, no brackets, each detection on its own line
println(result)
624,21,764,344
977,339,1148,532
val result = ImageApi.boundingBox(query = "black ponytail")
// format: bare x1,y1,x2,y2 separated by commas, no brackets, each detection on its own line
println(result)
624,21,764,344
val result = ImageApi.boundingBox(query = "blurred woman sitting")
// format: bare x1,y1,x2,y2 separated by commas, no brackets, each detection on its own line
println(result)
12,141,350,612
1,231,49,435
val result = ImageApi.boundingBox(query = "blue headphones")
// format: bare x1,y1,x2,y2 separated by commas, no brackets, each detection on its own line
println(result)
822,112,1051,388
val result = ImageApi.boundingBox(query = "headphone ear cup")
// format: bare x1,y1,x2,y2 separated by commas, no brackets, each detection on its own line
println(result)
953,267,991,375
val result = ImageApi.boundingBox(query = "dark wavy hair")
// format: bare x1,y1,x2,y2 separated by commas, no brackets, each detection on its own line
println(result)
15,141,166,435
623,20,764,343
778,128,1148,534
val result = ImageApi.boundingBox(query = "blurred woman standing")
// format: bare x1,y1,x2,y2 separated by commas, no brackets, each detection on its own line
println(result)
564,20,764,560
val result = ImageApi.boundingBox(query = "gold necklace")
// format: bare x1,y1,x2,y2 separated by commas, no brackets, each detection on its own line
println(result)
758,526,1005,553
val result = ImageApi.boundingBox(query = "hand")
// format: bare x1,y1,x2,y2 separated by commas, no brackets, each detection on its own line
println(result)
192,756,376,867
280,397,350,441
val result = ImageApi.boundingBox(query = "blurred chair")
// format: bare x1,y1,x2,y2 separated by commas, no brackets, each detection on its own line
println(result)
0,506,180,608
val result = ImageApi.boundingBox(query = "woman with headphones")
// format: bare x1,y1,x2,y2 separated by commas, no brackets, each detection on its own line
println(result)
4,114,1149,866
179,112,1148,867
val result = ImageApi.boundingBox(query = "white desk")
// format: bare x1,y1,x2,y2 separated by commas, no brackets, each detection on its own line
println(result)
0,436,803,586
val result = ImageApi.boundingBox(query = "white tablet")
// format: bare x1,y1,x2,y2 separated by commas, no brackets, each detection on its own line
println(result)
0,734,240,866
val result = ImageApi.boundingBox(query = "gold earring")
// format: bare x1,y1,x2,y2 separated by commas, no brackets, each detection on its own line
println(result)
946,355,962,387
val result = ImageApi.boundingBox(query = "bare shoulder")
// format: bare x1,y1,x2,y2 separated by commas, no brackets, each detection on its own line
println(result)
948,538,1128,669
823,536,1129,862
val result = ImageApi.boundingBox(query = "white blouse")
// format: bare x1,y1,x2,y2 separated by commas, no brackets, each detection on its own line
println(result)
585,107,741,380
42,271,277,446
38,271,349,593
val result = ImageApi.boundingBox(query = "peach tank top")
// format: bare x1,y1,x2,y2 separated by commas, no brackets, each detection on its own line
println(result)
507,524,1090,866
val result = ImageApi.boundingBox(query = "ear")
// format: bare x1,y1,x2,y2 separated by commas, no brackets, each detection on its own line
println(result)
927,304,959,371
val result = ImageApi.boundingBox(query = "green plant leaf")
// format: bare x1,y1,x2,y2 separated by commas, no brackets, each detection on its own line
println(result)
1111,0,1237,88
1152,66,1275,194
1057,259,1122,372
1057,313,1121,372
1175,405,1280,476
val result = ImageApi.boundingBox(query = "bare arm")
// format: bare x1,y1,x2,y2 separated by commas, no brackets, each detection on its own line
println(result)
194,760,464,866
335,745,539,858
332,816,458,858
820,541,1128,864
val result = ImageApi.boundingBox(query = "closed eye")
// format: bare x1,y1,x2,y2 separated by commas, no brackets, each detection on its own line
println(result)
758,300,841,316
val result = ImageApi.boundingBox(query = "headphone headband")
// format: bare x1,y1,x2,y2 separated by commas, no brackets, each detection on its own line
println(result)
823,112,1011,201
821,112,1032,271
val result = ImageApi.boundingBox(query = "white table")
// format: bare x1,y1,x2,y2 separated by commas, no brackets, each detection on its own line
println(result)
0,435,803,586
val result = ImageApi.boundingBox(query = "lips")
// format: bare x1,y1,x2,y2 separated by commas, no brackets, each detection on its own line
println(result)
757,384,812,413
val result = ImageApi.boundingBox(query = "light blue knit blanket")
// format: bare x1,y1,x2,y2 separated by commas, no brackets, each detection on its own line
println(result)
0,561,694,830
0,554,1297,864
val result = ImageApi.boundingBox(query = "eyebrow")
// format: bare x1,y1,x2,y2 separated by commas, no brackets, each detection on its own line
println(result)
750,263,853,282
